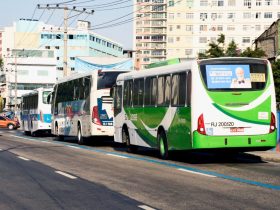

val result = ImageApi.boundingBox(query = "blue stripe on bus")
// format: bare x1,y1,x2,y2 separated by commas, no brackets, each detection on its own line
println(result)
21,114,52,123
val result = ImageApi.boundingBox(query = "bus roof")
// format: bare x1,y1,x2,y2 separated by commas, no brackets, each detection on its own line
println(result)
56,69,131,84
21,87,53,98
117,57,269,81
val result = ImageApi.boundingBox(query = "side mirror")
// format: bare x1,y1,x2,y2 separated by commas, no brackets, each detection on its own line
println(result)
47,93,52,104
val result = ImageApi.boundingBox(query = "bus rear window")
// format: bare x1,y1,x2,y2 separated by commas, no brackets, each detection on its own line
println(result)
43,91,51,104
97,72,124,90
200,63,268,91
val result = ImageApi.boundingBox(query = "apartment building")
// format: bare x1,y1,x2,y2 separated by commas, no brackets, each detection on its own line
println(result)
134,0,280,69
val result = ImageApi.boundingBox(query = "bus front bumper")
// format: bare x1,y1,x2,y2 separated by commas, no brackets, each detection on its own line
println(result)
192,130,277,150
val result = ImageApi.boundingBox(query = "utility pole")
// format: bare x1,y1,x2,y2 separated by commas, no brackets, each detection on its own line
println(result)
3,51,22,113
38,4,94,77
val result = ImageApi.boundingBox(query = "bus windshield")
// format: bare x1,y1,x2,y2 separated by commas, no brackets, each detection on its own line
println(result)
200,62,268,91
43,91,51,104
97,71,124,90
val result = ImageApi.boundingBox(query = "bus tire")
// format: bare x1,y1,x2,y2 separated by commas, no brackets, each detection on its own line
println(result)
7,124,15,130
158,130,169,160
77,125,84,145
122,127,137,153
55,124,63,141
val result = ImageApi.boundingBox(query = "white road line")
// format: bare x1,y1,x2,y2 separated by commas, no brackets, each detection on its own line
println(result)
138,205,157,210
67,145,81,149
106,153,128,159
18,156,30,161
177,168,216,178
55,171,77,179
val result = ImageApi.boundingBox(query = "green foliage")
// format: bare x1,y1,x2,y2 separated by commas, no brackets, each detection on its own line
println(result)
272,60,280,102
240,47,266,58
198,34,266,59
0,58,3,71
225,40,238,57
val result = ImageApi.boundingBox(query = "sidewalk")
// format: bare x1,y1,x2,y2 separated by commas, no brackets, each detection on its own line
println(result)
246,150,280,163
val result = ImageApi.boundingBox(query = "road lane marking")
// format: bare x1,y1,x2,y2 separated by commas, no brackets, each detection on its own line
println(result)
18,156,30,161
178,168,217,178
106,153,128,159
138,205,157,210
67,145,81,150
55,171,77,179
8,134,280,191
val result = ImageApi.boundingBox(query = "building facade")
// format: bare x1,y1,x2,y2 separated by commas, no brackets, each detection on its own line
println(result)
0,19,124,109
134,0,280,69
255,19,280,60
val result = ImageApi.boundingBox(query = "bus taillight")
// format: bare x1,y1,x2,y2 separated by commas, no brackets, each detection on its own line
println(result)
92,106,102,125
269,112,276,133
197,114,206,135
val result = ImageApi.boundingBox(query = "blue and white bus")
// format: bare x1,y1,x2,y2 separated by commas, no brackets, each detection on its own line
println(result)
21,88,52,136
51,70,129,144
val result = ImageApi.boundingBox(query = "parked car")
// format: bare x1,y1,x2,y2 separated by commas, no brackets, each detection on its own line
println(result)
0,115,20,130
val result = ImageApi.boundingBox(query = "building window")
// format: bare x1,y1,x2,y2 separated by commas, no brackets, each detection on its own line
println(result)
186,13,194,19
200,13,208,20
169,25,173,31
211,13,217,19
228,0,235,6
56,57,59,60
186,25,193,31
55,46,59,49
176,25,181,30
227,13,235,19
218,0,224,6
186,0,193,7
200,0,208,6
177,13,181,18
244,0,251,7
243,25,250,31
168,37,174,43
185,49,193,56
242,37,250,43
243,12,251,19
256,0,261,6
264,12,272,18
227,25,235,31
199,25,207,31
255,12,261,19
255,25,261,31
70,57,75,60
168,1,174,6
169,13,174,19
217,25,223,31
176,37,180,42
265,0,272,6
45,46,50,49
199,37,207,43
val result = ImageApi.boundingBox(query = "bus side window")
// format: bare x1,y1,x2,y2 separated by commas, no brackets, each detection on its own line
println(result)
144,77,151,106
157,76,165,106
133,79,139,106
124,80,132,107
172,73,186,107
139,79,144,107
151,77,157,106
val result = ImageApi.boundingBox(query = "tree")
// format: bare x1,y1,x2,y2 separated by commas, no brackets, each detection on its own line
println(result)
272,60,280,102
225,40,239,57
240,47,266,58
198,34,225,59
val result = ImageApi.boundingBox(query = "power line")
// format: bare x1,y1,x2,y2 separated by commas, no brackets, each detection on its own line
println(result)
72,0,130,8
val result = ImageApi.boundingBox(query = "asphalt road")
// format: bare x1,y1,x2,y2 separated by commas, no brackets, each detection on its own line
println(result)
0,128,280,210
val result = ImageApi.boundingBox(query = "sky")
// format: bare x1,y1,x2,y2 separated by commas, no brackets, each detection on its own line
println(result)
0,0,133,49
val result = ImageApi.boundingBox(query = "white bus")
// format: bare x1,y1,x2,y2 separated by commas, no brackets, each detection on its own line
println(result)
113,58,277,159
51,69,129,144
21,88,53,136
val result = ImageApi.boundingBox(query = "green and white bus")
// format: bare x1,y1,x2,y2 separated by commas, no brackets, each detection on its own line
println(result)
113,57,277,159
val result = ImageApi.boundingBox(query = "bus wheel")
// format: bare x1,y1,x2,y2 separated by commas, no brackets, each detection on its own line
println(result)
77,125,84,145
158,131,169,160
122,127,137,153
55,125,63,141
8,124,15,130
